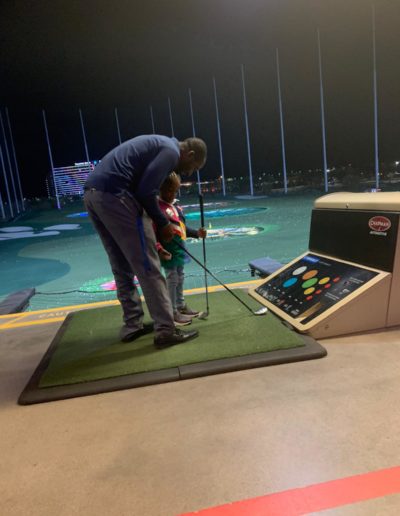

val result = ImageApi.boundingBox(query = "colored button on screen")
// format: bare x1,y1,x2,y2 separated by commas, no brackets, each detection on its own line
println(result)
302,269,318,280
283,277,298,288
293,266,307,276
318,277,330,285
304,287,315,295
302,278,318,289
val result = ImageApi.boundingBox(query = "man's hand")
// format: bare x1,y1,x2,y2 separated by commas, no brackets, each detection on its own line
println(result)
158,248,172,261
159,223,175,242
198,227,207,239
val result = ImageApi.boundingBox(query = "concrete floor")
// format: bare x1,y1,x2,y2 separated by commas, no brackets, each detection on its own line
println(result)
1,315,400,515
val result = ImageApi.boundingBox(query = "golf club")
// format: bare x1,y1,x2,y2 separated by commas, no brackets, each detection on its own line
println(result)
176,242,268,316
198,194,209,319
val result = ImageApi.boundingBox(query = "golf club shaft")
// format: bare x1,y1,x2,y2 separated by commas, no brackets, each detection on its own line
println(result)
176,241,256,314
199,194,210,313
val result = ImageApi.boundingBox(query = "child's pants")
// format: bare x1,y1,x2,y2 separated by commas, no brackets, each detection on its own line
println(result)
166,266,185,312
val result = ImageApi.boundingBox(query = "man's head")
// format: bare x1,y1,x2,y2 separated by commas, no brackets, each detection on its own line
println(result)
176,137,207,177
160,172,181,204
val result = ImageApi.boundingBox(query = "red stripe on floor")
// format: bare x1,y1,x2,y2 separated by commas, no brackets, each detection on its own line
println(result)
181,466,400,516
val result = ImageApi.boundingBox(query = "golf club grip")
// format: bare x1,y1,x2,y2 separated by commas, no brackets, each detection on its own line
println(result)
199,194,205,227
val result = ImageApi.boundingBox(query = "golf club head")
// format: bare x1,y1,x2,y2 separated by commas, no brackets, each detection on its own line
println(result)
254,307,268,316
197,311,209,320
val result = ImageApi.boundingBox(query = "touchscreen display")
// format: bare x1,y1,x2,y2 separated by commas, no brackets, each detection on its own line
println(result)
255,254,378,324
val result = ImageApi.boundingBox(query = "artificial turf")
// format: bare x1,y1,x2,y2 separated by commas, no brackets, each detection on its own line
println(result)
39,289,305,388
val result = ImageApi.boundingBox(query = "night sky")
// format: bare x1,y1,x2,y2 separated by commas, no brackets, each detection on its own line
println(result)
1,0,399,197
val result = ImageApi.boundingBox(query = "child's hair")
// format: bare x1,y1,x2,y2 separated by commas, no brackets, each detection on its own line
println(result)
160,172,181,192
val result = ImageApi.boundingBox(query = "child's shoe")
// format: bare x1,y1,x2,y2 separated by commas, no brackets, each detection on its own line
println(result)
173,311,192,326
178,304,200,317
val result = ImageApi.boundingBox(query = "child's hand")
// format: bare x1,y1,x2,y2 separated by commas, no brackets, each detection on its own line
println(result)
198,227,207,239
159,248,172,261
160,223,175,242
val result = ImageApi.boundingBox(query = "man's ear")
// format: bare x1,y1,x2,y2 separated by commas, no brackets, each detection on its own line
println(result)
187,150,195,159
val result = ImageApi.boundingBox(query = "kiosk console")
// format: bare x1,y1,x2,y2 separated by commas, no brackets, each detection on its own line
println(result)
249,192,400,338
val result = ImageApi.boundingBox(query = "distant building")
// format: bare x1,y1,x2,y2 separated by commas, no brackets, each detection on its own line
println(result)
47,161,97,198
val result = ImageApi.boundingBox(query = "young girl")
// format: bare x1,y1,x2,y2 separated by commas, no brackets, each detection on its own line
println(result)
156,172,207,325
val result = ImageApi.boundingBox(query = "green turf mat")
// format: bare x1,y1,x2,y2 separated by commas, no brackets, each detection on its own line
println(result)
19,289,326,404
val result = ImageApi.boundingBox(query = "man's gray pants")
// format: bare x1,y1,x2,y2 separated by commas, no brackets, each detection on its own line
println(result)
84,189,175,336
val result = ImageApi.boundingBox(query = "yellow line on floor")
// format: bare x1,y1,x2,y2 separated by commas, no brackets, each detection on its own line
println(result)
1,317,66,329
0,299,120,319
0,314,25,326
0,279,262,330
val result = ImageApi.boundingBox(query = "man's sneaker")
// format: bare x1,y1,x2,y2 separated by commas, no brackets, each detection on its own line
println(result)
154,328,199,349
178,304,200,317
120,322,154,343
173,311,192,326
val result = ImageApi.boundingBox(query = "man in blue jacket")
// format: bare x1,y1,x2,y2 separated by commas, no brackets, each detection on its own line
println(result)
84,135,207,348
